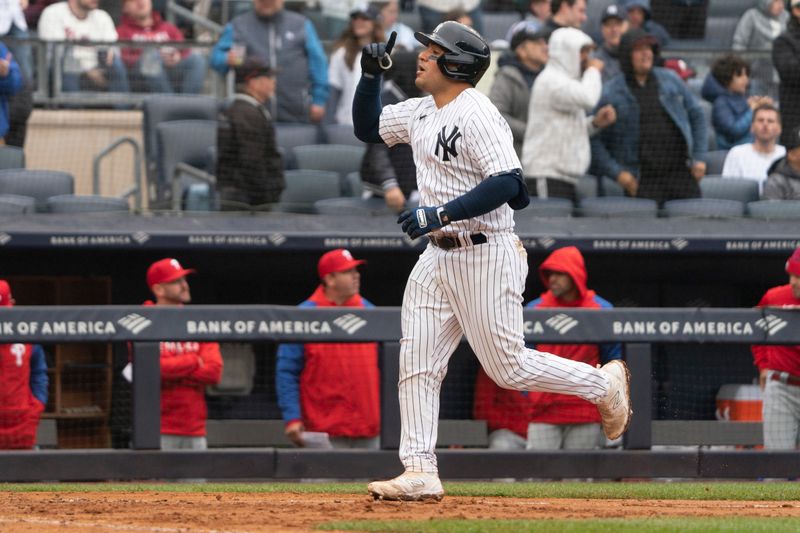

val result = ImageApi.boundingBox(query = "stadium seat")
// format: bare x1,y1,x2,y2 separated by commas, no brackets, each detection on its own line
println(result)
705,150,729,175
292,144,367,177
155,119,217,208
314,196,394,216
0,170,74,212
482,12,521,43
663,198,746,218
274,123,322,169
700,176,759,203
747,200,800,220
0,194,35,214
0,146,24,170
576,175,599,200
708,0,755,18
600,177,625,197
516,198,574,218
703,17,739,50
578,197,659,217
343,171,364,197
46,194,130,214
322,123,364,147
277,170,342,213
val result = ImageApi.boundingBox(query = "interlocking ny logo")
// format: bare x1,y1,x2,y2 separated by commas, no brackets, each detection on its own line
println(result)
333,313,367,335
435,126,462,162
545,313,579,335
755,314,788,336
117,313,153,335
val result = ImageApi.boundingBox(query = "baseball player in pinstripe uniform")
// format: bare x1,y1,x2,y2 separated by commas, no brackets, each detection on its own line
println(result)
353,22,632,501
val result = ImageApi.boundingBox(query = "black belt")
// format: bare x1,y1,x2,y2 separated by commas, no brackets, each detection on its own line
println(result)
769,371,800,387
429,233,487,250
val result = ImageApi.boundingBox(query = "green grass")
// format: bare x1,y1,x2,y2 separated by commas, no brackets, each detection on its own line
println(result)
0,481,798,501
317,518,800,533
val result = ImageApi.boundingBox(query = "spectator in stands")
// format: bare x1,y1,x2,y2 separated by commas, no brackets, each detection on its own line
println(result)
0,41,22,145
211,0,329,124
701,54,775,150
590,29,707,204
763,125,800,200
490,23,550,157
38,0,130,94
328,4,384,126
733,0,787,52
504,0,550,42
1,0,33,82
276,249,380,449
623,0,670,47
0,280,48,450
545,0,587,31
594,4,627,83
145,258,223,450
216,60,284,210
650,0,708,40
773,0,800,147
752,247,800,449
24,0,59,30
474,247,621,450
442,8,474,27
417,0,483,34
522,27,616,200
373,0,416,51
722,103,785,194
116,0,207,94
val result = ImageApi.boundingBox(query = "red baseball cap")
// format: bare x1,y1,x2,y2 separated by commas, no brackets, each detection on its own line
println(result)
147,258,196,287
786,248,800,276
318,249,365,279
0,280,13,307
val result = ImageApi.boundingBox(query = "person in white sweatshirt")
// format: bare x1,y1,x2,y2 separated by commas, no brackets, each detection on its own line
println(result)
521,27,616,201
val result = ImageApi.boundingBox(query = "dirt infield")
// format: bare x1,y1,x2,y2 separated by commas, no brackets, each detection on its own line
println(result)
0,491,799,532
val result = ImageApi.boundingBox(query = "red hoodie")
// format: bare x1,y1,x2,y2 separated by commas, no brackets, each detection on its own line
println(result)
752,284,800,377
116,12,187,67
473,247,620,435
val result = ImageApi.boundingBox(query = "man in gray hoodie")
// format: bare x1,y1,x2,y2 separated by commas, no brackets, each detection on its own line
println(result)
733,0,788,51
764,125,800,200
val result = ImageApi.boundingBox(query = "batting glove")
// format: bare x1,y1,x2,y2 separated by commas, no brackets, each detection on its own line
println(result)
361,31,397,78
398,206,451,239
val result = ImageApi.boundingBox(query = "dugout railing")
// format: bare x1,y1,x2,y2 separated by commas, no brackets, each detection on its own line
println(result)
0,305,797,481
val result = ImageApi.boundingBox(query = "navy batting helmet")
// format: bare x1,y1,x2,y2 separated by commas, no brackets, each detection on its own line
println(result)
414,21,491,86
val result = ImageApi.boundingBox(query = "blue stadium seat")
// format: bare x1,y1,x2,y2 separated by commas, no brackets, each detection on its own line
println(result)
292,144,366,177
46,194,130,214
747,200,800,220
0,146,24,170
705,150,729,175
663,198,746,218
274,124,322,169
517,198,574,218
277,170,342,213
0,194,35,214
0,170,74,212
578,197,659,217
314,196,394,216
700,176,759,203
155,119,217,208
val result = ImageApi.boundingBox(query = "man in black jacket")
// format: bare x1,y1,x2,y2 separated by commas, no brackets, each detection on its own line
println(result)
773,1,800,147
216,59,284,210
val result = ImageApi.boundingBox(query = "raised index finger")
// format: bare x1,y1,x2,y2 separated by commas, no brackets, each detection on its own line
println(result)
385,31,397,55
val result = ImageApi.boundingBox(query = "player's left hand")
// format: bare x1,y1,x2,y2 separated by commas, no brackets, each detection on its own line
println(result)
361,31,397,77
398,206,451,239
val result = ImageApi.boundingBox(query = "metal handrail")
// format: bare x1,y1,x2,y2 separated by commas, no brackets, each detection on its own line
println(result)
166,0,224,36
92,136,143,211
171,162,217,213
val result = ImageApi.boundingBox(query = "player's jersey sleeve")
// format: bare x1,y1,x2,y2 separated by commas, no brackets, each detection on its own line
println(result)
378,98,421,147
465,104,522,177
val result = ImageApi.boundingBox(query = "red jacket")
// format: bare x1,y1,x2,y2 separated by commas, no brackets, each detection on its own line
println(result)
116,13,187,67
473,247,621,435
0,343,47,449
752,284,800,377
276,286,380,438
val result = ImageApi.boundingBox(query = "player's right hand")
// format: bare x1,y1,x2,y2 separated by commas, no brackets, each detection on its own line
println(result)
361,31,397,78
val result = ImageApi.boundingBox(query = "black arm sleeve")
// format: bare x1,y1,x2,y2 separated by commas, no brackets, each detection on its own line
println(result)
352,74,384,144
443,169,529,221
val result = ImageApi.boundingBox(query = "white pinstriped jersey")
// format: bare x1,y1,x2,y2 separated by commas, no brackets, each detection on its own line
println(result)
378,88,521,235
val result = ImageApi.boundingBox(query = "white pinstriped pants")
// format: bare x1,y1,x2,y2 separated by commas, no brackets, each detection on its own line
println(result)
398,232,611,473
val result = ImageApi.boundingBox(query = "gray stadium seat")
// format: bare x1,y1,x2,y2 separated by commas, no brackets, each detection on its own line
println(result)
705,150,729,175
747,200,800,220
482,12,521,43
517,198,574,218
293,144,367,176
274,123,321,169
156,119,217,207
343,171,364,197
277,170,341,213
0,194,35,214
578,197,659,217
0,170,74,212
399,10,421,32
663,198,746,218
708,0,756,18
700,176,759,203
0,146,24,170
703,17,739,49
576,175,599,200
46,194,130,214
314,196,394,216
323,123,364,147
600,177,625,197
